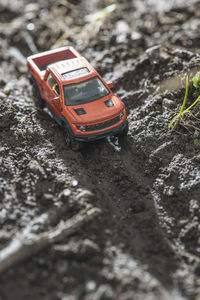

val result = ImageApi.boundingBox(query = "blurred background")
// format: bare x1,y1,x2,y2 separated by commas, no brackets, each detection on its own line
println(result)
1,0,200,75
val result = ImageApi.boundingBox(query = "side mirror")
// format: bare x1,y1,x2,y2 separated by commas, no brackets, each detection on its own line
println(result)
107,82,114,89
52,96,59,104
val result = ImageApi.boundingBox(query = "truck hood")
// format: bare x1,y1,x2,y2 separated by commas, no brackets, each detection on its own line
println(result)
65,96,123,124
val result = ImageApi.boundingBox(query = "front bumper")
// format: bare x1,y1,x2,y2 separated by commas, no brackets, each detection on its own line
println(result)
71,120,128,142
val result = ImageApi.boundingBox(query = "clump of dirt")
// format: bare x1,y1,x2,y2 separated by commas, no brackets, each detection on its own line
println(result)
1,0,200,299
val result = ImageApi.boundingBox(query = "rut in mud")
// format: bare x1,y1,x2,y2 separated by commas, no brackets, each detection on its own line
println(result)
80,140,177,281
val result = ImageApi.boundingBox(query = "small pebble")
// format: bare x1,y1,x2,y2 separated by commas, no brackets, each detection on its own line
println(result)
162,98,174,110
72,179,78,187
86,281,96,292
63,189,71,197
76,190,94,201
0,91,6,99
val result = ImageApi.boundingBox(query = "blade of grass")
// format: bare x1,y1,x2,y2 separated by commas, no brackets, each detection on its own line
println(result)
182,95,200,115
180,75,189,115
168,114,180,129
168,75,189,130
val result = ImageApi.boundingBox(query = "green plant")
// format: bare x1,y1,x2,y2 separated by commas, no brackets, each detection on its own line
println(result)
169,75,200,130
192,72,200,89
168,75,189,129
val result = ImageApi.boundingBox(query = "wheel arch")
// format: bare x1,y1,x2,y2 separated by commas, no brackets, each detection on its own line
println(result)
60,116,74,135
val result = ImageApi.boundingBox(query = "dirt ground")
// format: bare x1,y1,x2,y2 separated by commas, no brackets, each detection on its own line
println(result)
0,0,200,299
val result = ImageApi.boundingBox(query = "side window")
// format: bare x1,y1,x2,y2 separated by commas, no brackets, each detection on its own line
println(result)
46,73,60,96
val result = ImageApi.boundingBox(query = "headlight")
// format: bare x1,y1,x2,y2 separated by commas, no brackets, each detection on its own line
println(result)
77,125,86,132
119,111,124,120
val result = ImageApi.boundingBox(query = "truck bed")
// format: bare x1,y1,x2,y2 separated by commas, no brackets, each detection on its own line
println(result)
27,46,81,74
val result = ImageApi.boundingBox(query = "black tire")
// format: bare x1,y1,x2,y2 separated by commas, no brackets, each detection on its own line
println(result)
117,122,129,137
71,139,84,151
63,125,71,147
63,125,83,151
31,77,45,108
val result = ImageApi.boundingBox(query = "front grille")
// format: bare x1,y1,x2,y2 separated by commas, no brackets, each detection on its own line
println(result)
85,115,121,132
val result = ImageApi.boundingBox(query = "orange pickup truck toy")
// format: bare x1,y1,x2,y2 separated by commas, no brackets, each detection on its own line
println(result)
27,46,128,150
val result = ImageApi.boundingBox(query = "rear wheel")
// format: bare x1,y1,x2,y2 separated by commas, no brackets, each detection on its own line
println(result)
31,77,45,108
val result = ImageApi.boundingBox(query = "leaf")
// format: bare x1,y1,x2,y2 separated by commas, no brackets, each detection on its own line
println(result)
192,72,200,89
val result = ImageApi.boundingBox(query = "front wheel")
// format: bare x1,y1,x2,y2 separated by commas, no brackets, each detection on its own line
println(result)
116,122,129,137
63,125,83,151
63,125,71,147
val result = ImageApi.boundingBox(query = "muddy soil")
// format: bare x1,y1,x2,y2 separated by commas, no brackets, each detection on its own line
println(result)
0,0,200,299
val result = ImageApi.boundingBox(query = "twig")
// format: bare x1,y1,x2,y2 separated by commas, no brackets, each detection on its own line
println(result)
186,111,200,121
149,141,173,162
181,121,200,132
0,207,101,273
60,0,76,10
24,32,38,54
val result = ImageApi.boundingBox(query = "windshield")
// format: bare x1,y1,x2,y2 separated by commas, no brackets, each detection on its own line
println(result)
63,76,110,106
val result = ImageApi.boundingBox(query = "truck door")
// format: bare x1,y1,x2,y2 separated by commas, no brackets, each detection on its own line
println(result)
44,73,62,118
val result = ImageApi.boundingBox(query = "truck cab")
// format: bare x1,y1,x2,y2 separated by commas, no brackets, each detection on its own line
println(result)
27,46,128,149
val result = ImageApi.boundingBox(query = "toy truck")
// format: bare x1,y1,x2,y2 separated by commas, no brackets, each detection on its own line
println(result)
27,46,128,150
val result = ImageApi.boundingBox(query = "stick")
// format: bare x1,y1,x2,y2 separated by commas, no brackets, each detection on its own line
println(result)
0,207,101,273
